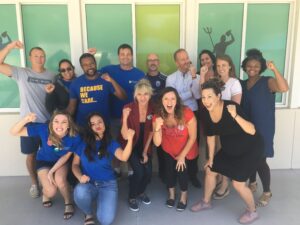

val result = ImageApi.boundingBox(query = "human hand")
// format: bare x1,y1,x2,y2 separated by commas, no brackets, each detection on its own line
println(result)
227,104,237,119
47,170,56,186
87,48,97,55
175,155,186,172
45,83,55,93
8,40,23,50
200,65,208,75
154,117,164,131
123,107,131,119
79,174,90,184
141,152,149,164
101,73,113,82
126,129,135,140
204,159,213,169
190,64,197,78
24,113,37,123
266,61,277,72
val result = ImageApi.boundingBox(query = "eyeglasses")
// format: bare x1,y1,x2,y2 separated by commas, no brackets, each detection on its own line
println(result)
147,59,159,62
60,67,72,73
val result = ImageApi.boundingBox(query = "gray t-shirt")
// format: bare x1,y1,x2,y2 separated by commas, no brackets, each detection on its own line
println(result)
11,66,55,122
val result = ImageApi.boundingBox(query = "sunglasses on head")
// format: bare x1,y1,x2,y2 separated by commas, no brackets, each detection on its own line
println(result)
60,67,72,73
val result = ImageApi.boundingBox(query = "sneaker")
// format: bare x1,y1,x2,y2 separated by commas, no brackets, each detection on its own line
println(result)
239,210,259,224
139,194,151,205
30,184,40,198
128,199,139,212
166,199,175,208
190,199,212,212
176,201,187,211
213,187,230,200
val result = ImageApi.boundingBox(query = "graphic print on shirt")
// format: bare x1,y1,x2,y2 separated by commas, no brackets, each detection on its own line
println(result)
79,85,103,104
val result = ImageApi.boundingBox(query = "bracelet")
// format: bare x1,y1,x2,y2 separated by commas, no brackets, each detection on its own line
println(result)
154,129,161,132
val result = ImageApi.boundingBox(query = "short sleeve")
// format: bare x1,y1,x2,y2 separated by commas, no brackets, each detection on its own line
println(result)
74,141,85,157
231,79,242,96
10,66,24,80
108,140,121,156
203,109,215,136
70,135,82,153
27,123,48,138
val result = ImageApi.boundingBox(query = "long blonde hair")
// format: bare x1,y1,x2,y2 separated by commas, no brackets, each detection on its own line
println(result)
48,110,78,149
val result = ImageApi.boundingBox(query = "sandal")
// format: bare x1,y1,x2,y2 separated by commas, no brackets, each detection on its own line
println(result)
248,181,257,193
42,195,52,208
213,187,230,200
64,203,74,220
84,215,95,225
256,192,272,207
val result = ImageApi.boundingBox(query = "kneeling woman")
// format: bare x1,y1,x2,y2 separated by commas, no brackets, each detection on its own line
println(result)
153,87,198,211
72,112,135,225
10,111,81,220
191,79,263,224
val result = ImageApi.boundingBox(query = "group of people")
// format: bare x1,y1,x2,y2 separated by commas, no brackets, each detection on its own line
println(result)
0,39,289,225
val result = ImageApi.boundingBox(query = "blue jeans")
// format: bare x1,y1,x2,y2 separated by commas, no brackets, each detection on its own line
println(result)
74,180,118,225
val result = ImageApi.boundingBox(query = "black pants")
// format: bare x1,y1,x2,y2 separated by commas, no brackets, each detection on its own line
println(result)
186,156,199,181
249,157,271,192
128,153,152,199
156,146,166,180
165,153,188,191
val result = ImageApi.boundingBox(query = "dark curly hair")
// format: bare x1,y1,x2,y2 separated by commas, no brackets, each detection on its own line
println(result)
199,49,216,71
84,112,112,161
201,77,225,96
241,49,267,74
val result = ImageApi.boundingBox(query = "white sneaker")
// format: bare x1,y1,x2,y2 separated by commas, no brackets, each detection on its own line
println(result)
30,184,40,198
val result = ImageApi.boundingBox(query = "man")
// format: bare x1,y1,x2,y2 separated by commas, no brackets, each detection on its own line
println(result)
0,40,55,198
100,44,144,177
67,53,126,127
145,53,167,182
166,48,202,188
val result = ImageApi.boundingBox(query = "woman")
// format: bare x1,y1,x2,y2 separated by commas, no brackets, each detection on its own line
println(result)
10,110,81,220
191,79,263,224
241,49,289,207
198,49,216,84
119,79,154,212
213,54,242,199
216,54,242,104
153,87,198,211
45,59,76,114
72,112,135,225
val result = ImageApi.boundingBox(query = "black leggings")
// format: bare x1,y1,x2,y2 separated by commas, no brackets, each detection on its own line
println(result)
249,157,271,192
165,153,188,191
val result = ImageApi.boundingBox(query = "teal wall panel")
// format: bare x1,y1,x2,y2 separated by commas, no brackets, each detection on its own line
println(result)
21,5,71,72
245,4,290,102
198,3,244,75
136,5,180,74
0,4,20,108
85,4,132,68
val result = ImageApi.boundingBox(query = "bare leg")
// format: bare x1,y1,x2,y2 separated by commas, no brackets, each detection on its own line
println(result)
55,164,72,204
26,153,38,185
203,168,218,203
168,187,175,200
179,191,187,204
38,168,57,200
232,180,255,211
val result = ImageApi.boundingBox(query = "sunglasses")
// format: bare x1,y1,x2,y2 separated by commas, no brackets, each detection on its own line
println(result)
60,67,72,73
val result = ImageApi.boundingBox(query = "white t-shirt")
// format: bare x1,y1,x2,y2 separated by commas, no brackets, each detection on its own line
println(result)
221,77,242,101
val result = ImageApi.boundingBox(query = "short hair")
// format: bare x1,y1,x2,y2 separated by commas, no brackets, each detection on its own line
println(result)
241,49,267,74
201,77,225,96
173,48,186,61
199,49,216,71
134,79,153,99
216,54,236,78
29,47,44,56
118,43,133,55
79,53,96,65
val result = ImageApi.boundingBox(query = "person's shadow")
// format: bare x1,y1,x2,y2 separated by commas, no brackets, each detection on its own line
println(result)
213,30,235,56
0,31,12,50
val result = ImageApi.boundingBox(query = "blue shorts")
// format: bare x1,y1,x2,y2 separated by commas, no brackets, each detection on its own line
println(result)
36,160,55,171
20,136,40,154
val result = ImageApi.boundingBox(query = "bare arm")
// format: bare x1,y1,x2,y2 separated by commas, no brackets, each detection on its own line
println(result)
231,93,242,104
47,152,72,185
120,107,131,140
0,40,23,76
227,104,256,135
10,113,37,136
114,129,135,161
141,131,154,164
66,99,77,116
205,135,216,169
153,117,163,146
72,154,90,183
101,73,127,100
267,61,289,93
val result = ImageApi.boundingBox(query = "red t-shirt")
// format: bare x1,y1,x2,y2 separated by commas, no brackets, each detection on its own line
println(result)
153,107,199,160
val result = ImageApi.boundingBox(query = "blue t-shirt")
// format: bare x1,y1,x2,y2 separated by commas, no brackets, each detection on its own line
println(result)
69,74,115,126
75,140,120,181
27,123,81,162
100,65,144,118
